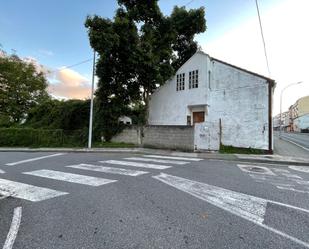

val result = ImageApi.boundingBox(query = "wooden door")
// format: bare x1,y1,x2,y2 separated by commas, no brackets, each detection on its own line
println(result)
193,112,205,125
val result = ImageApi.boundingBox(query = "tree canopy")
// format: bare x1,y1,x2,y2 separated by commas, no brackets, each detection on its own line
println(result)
0,53,49,124
85,0,206,140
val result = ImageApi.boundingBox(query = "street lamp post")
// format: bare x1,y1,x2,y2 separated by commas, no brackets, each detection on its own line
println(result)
279,81,302,137
88,51,96,149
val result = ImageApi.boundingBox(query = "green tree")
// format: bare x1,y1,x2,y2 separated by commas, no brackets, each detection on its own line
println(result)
25,99,90,130
85,0,206,138
0,54,49,124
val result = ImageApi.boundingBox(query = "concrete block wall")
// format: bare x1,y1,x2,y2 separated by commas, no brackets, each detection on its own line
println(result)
111,125,194,151
142,125,194,151
111,126,141,145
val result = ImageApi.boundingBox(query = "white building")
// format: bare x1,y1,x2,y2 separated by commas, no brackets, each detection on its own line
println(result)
148,51,275,152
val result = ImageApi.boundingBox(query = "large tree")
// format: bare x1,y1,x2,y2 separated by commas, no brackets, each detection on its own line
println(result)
85,0,206,138
0,53,49,124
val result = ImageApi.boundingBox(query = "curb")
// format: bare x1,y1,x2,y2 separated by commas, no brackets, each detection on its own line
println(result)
0,147,308,166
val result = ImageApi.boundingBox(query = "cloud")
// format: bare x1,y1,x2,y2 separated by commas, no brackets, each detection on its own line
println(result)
201,0,309,115
48,68,91,100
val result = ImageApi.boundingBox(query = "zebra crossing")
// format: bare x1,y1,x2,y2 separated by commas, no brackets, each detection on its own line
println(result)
0,154,202,203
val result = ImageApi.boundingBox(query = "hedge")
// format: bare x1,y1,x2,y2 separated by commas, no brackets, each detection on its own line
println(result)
0,128,87,147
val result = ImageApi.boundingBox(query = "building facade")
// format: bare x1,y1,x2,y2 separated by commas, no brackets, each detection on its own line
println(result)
148,51,275,151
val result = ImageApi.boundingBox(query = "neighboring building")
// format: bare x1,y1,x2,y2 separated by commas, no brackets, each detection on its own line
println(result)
290,95,309,132
148,51,275,151
273,114,281,130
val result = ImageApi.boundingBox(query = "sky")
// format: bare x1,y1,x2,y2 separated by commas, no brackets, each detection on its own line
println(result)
0,0,308,115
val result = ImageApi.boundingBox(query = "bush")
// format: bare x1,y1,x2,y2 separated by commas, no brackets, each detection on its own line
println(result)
219,144,266,154
0,128,87,147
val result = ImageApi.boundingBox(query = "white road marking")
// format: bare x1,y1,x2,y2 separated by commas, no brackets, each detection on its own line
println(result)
280,136,309,152
272,168,290,173
5,153,66,166
23,169,117,186
100,160,171,170
67,164,148,176
280,173,302,179
124,157,190,165
0,178,68,202
143,155,203,161
276,186,309,194
237,164,276,175
289,166,309,174
3,206,22,249
153,173,309,248
0,169,5,174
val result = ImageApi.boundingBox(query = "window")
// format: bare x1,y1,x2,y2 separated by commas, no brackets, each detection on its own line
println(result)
189,70,199,89
176,73,185,91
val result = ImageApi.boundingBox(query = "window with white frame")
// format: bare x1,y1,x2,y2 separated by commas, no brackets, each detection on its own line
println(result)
176,73,185,91
189,70,199,89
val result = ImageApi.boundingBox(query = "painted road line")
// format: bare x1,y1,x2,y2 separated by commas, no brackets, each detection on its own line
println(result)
3,206,22,249
0,169,5,174
237,164,276,175
289,166,309,174
100,160,171,170
23,169,117,186
5,153,66,166
143,155,203,161
67,164,148,176
153,173,309,248
0,178,68,202
280,135,309,152
124,157,190,165
276,186,309,194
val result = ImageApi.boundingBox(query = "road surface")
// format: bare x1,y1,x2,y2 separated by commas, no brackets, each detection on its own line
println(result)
274,131,309,159
0,152,309,249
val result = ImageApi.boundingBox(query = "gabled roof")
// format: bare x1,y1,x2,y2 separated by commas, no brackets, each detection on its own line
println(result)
195,50,275,87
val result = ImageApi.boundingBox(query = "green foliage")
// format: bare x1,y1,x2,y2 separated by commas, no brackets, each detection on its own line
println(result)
0,54,49,124
0,128,87,147
25,99,90,130
219,144,266,154
85,1,206,136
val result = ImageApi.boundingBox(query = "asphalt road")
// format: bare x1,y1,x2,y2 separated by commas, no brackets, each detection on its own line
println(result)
0,152,309,249
280,132,309,150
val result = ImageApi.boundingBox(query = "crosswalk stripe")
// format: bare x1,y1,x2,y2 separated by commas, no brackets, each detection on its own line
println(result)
143,155,203,161
67,164,148,176
23,170,117,186
100,160,171,170
0,178,68,202
0,169,5,174
5,153,65,166
124,157,189,165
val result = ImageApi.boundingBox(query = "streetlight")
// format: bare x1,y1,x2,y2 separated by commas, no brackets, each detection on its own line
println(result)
88,51,96,149
279,81,302,137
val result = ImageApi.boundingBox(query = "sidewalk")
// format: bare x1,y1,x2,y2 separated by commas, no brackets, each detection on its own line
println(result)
1,147,308,166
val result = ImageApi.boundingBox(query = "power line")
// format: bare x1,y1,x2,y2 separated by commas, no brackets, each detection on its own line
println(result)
255,0,271,77
184,0,195,7
49,58,92,74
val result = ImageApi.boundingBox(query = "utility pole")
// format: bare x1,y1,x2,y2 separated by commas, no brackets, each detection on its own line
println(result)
88,50,96,149
279,81,302,138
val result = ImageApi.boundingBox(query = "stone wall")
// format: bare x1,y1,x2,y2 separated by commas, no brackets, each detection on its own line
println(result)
111,125,194,151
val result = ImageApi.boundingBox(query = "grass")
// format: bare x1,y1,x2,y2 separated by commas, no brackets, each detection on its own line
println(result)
219,144,266,154
93,142,136,148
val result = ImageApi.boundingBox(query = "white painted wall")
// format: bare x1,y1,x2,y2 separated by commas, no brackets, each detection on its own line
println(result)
208,60,269,150
148,52,208,125
148,51,271,150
